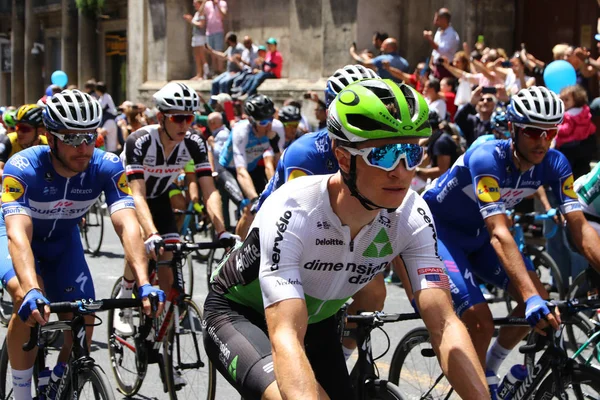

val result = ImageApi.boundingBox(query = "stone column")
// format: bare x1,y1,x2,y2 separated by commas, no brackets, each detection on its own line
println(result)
11,0,25,106
78,10,98,87
24,0,43,103
61,0,78,86
127,0,147,102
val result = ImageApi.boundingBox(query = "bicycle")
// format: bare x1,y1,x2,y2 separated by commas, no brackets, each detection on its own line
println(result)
388,316,529,399
79,195,105,256
339,306,421,399
0,284,11,325
107,241,223,400
0,297,141,400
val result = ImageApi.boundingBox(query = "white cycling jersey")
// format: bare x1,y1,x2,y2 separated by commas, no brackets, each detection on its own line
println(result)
211,174,449,323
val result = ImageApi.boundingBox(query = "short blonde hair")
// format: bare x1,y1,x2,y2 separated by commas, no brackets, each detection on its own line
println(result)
552,44,570,60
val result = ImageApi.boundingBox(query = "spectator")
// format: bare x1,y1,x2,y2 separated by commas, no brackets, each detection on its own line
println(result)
183,0,209,80
313,100,327,131
416,110,460,181
372,31,388,55
237,37,283,98
454,86,497,146
349,37,409,82
499,53,536,95
230,36,259,94
440,77,457,121
95,82,117,120
424,7,460,79
208,32,245,100
552,43,570,60
241,36,259,69
203,0,228,74
381,61,427,91
424,78,447,121
83,79,97,98
556,84,596,179
210,92,235,127
565,46,597,98
94,82,119,154
116,101,145,151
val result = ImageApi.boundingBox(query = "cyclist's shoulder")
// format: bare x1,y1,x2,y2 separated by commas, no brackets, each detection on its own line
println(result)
464,139,511,171
4,146,48,180
91,149,124,174
125,124,157,145
259,174,327,218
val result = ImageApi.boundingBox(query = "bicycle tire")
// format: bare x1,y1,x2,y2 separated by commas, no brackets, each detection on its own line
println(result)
0,286,12,326
178,248,194,298
364,379,406,399
0,338,12,400
566,269,600,355
505,246,564,313
106,277,147,396
534,362,600,399
163,299,216,400
83,200,104,256
193,220,214,262
63,365,115,400
206,247,226,291
388,327,454,399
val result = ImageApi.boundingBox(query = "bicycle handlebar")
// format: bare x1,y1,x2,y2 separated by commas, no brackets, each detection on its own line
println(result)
161,242,226,252
345,311,421,324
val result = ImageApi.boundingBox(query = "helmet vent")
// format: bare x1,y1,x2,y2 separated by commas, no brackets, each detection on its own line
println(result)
347,114,396,133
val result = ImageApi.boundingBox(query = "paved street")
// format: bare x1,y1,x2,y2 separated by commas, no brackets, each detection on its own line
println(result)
0,215,525,399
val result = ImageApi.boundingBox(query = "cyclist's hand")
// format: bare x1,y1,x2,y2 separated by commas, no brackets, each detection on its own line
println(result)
138,284,166,317
546,208,560,225
18,289,50,327
525,295,559,334
144,233,164,261
218,231,240,249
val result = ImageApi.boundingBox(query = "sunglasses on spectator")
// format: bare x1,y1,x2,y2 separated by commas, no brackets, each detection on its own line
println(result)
256,118,273,126
342,143,424,171
50,131,98,147
480,97,495,103
165,114,194,124
283,121,300,128
16,124,34,133
514,123,558,140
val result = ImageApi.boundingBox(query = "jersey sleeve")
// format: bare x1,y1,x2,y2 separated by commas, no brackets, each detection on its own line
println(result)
231,128,249,169
545,150,582,214
467,144,507,219
98,152,136,215
399,198,450,293
185,132,212,178
122,131,148,181
0,135,13,164
259,205,307,309
1,155,34,217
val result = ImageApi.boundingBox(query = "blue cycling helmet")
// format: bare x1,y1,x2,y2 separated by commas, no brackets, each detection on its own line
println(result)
506,86,564,126
324,65,380,107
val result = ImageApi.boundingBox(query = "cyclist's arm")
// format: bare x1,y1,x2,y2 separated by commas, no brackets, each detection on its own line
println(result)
236,166,258,199
265,298,320,399
565,210,600,272
110,208,151,288
128,178,159,238
206,136,216,172
415,289,489,399
263,155,275,180
186,174,200,203
5,214,36,293
197,175,226,234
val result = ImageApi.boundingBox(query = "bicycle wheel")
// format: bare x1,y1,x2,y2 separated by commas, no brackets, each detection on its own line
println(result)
206,247,226,291
82,200,104,256
177,240,195,298
534,362,600,399
192,217,214,262
107,277,148,396
163,299,216,400
0,285,12,326
65,365,115,400
566,269,600,352
388,327,455,399
364,379,406,399
0,337,13,400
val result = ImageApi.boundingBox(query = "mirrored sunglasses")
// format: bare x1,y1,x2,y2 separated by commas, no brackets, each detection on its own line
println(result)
342,143,424,171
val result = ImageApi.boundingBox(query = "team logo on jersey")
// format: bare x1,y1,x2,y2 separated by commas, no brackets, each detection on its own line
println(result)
288,169,307,181
476,176,501,203
117,172,132,195
1,176,25,202
363,228,393,258
562,175,577,199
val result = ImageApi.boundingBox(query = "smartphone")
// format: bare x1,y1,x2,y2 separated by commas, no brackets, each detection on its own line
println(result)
501,61,512,68
481,87,497,94
303,93,312,99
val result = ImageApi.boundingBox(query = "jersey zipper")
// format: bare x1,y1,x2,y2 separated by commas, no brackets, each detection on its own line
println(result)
45,177,70,241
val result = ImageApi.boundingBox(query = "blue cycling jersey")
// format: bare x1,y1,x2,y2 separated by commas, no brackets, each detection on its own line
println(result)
1,146,135,241
422,139,581,232
257,128,338,210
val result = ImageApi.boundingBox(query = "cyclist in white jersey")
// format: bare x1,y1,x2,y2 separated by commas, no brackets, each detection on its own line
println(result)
204,79,488,400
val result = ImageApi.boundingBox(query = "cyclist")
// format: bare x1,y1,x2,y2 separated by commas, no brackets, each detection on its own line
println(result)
0,104,48,178
277,104,303,148
116,82,236,336
422,86,600,395
3,108,17,133
204,79,488,400
0,89,165,400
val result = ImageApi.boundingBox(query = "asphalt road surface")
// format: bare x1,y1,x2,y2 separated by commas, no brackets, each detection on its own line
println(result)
0,216,528,400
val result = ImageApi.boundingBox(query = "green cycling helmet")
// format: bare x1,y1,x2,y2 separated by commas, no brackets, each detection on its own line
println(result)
3,109,17,128
327,78,431,143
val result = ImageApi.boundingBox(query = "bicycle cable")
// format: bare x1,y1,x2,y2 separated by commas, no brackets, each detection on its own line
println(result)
372,326,391,362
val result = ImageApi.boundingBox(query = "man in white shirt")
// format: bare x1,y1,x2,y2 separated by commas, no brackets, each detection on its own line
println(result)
424,8,460,79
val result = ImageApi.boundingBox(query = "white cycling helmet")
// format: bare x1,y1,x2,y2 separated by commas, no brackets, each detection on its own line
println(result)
42,89,102,131
153,82,200,112
325,65,380,107
507,86,564,126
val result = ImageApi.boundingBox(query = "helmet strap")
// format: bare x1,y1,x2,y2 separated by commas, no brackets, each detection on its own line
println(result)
341,155,396,213
161,115,175,141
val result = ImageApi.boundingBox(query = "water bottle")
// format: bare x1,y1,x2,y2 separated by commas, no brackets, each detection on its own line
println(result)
498,364,528,400
37,367,51,400
46,362,66,400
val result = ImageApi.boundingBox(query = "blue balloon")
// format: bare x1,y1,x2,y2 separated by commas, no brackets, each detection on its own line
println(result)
543,60,576,94
51,70,68,88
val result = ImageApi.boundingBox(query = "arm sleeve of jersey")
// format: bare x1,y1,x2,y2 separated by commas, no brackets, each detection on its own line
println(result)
0,135,12,164
231,129,249,169
218,133,233,168
1,163,32,217
186,133,212,178
123,133,145,181
259,206,306,309
401,199,450,293
468,145,507,219
546,150,582,214
99,154,136,215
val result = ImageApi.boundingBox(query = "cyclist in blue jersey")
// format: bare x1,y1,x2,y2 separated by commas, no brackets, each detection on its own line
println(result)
0,90,165,400
422,86,600,396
